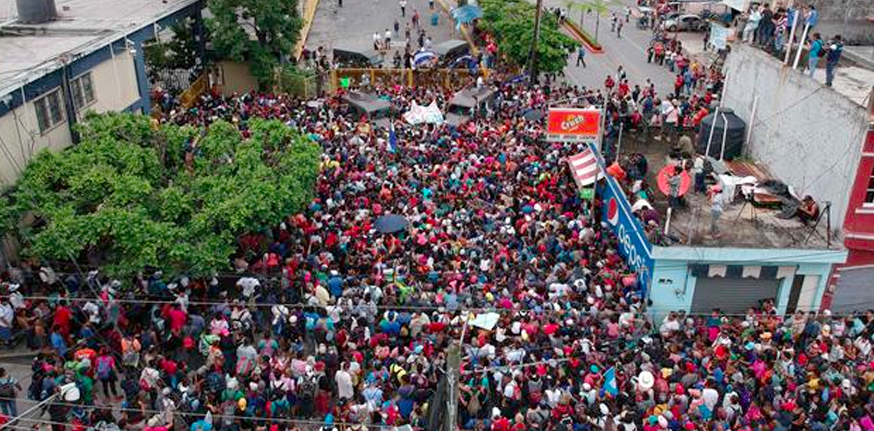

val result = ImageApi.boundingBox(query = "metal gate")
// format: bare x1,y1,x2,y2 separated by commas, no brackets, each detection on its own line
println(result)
691,277,781,313
831,267,874,313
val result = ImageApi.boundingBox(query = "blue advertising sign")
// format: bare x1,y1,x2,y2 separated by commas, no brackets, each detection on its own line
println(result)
592,146,654,294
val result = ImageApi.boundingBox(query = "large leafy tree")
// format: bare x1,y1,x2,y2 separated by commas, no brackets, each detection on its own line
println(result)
209,0,303,86
480,0,579,74
1,112,321,278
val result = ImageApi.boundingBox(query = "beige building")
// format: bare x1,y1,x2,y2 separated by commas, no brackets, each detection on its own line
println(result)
0,0,205,187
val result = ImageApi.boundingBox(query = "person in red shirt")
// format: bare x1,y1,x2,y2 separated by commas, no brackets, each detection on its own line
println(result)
492,413,511,431
618,80,630,98
53,302,72,339
604,75,615,93
167,306,187,335
674,74,684,99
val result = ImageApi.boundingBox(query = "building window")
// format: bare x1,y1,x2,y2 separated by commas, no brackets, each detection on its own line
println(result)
71,72,96,111
866,165,874,206
34,89,65,134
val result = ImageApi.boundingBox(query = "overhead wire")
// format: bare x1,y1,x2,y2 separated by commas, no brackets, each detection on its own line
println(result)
7,290,874,317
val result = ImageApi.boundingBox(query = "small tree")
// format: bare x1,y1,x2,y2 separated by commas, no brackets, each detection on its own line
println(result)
480,0,579,74
209,0,303,87
567,0,614,42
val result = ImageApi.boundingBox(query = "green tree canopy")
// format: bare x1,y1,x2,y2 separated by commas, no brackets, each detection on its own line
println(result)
480,0,579,74
144,17,206,73
208,0,303,86
1,112,321,278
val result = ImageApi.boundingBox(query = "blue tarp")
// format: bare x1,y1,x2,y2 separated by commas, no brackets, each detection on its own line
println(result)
451,5,483,26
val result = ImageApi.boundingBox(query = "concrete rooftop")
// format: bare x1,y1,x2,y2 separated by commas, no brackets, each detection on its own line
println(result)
621,137,839,251
0,0,197,96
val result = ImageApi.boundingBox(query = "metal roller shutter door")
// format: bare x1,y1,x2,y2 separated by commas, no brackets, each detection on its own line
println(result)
831,268,874,313
691,277,781,314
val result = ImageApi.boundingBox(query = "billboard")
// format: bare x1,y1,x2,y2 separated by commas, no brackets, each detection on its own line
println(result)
709,23,730,51
546,108,601,143
593,145,655,293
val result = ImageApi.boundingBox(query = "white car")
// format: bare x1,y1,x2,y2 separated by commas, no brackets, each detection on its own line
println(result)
661,14,708,32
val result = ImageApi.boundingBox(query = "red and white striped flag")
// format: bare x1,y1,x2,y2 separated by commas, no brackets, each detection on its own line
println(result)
568,148,602,186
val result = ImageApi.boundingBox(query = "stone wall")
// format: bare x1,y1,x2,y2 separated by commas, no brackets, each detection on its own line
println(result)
721,43,870,228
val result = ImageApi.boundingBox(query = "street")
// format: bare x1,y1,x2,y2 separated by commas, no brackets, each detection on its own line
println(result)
307,0,460,55
534,0,704,96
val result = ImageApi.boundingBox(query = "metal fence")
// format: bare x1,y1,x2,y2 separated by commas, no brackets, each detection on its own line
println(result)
277,69,320,99
328,68,478,92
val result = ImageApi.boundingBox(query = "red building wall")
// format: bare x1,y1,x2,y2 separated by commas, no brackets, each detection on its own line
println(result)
823,123,874,309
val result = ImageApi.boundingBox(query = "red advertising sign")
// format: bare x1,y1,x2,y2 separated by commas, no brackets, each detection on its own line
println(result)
546,108,601,143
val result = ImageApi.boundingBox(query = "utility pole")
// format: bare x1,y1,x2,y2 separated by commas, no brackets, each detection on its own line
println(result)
528,0,545,87
445,340,462,431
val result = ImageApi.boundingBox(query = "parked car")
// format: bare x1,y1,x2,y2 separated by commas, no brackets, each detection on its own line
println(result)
661,14,708,32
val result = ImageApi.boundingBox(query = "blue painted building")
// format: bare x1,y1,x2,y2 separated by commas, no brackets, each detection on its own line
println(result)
0,0,204,186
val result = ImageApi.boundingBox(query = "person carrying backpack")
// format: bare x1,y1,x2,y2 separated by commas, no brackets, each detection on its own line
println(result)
808,32,824,78
96,348,119,400
0,368,21,417
825,35,843,87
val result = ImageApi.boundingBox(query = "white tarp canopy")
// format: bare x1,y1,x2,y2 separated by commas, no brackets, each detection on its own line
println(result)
403,100,444,125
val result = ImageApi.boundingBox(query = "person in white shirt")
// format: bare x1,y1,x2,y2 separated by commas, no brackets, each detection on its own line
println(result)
0,300,13,346
335,363,354,401
373,32,382,50
701,382,720,412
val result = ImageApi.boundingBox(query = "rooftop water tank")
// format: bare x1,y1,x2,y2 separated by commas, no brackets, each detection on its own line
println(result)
16,0,57,24
695,108,747,160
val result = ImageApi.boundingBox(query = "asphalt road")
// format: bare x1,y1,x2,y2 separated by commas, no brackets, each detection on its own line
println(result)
307,0,460,56
535,0,703,97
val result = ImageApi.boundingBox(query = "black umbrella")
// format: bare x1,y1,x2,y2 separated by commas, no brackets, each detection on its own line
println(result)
375,214,410,233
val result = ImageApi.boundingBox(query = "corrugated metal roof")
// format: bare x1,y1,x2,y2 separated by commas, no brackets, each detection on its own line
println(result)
725,160,773,181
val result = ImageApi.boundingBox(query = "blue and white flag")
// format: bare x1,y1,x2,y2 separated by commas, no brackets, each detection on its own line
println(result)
603,367,618,396
388,122,398,153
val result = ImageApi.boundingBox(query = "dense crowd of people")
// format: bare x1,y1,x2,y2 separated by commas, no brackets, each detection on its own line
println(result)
0,30,869,431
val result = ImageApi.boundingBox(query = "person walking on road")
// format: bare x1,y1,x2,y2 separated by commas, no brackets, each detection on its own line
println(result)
0,368,21,418
400,0,407,17
576,46,587,67
617,19,624,38
373,31,383,50
610,13,618,32
825,35,843,87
